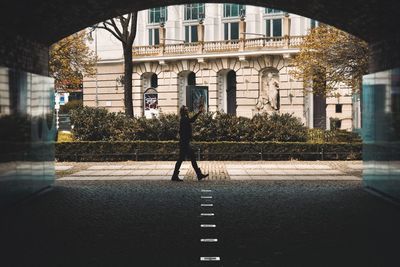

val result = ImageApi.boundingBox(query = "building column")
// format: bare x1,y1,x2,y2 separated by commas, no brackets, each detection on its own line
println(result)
283,13,291,48
239,17,246,52
197,21,205,54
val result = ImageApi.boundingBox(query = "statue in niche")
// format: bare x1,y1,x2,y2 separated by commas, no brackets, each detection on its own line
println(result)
256,71,280,111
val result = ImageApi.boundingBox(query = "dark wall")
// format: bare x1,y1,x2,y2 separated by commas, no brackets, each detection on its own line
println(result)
0,1,400,74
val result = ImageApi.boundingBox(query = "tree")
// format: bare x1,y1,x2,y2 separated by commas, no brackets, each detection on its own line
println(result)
94,12,138,118
291,24,369,96
49,30,96,91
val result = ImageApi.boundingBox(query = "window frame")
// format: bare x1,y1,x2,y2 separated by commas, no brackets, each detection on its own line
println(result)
148,7,168,24
223,4,245,18
184,3,205,21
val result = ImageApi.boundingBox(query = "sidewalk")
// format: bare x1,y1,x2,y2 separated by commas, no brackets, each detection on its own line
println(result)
56,161,362,181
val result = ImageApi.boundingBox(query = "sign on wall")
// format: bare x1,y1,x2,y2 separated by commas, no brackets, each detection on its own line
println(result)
144,88,158,118
186,85,208,112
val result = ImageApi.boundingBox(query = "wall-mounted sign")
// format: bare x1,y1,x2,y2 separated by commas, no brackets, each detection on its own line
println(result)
144,88,159,118
186,85,208,112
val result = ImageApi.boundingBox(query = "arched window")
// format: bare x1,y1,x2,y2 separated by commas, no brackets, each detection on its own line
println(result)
188,72,196,86
151,73,158,88
226,70,237,115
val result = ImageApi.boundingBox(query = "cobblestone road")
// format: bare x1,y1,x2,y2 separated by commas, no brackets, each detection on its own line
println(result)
1,178,400,267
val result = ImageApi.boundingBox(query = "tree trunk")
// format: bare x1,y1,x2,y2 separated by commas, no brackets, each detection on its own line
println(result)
123,45,133,117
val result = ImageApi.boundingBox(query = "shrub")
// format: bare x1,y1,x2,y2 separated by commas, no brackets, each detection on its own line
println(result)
59,100,83,114
70,106,134,141
70,106,354,143
307,128,361,143
330,117,342,130
55,141,362,161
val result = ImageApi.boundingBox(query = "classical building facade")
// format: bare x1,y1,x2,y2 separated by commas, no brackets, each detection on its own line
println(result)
83,4,356,130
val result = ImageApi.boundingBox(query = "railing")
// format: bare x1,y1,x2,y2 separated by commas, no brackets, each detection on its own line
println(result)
203,39,240,53
55,148,362,162
132,36,304,57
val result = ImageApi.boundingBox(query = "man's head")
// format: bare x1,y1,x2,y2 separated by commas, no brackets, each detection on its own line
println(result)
180,105,189,117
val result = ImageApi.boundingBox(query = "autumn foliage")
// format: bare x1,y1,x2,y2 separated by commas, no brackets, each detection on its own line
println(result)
291,24,369,96
49,30,97,90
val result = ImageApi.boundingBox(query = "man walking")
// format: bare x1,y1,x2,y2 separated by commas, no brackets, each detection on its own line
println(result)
171,105,209,181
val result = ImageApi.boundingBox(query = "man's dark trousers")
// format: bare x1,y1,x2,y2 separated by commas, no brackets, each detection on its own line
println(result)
173,141,201,176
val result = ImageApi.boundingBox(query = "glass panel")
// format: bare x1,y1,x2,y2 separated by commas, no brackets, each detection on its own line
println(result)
363,68,400,201
185,26,189,42
231,22,239,40
273,19,282,36
154,28,159,45
224,23,229,40
191,25,198,42
149,29,153,45
311,19,317,29
151,73,158,88
0,67,55,208
185,5,190,20
149,7,167,23
224,4,230,17
266,20,271,37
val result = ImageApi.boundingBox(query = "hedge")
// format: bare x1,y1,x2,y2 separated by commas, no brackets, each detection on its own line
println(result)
55,141,362,161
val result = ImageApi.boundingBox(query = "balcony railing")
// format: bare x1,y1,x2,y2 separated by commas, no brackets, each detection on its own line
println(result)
132,36,304,57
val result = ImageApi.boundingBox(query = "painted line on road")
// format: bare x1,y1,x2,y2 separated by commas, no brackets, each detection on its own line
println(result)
201,189,212,192
201,239,218,242
201,203,213,207
201,196,213,199
201,213,214,216
200,256,220,261
201,224,216,228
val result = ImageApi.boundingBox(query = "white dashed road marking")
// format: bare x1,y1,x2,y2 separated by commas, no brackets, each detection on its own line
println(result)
201,196,213,199
201,213,215,216
200,257,221,261
201,224,216,228
200,239,218,242
201,204,213,207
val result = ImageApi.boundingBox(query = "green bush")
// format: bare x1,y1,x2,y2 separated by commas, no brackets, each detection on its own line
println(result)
59,100,83,114
70,106,134,141
307,128,361,143
70,106,354,143
55,141,362,161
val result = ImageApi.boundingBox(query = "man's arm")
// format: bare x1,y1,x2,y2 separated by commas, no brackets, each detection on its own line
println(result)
189,106,204,123
189,111,201,123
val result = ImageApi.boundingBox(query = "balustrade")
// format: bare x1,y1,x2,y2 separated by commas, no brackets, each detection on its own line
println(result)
132,36,304,57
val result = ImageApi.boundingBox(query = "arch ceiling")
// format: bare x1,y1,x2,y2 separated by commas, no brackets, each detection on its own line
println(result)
0,0,399,45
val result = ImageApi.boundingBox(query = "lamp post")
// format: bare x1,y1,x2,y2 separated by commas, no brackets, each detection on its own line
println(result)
90,27,99,107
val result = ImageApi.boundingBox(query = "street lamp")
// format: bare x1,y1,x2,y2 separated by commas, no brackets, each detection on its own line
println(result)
89,26,99,107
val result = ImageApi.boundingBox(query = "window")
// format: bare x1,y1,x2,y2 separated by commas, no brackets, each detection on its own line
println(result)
151,73,158,88
224,22,239,40
335,104,343,113
223,4,245,17
310,19,318,29
148,7,168,24
185,25,198,42
148,28,160,45
188,72,196,86
184,4,205,20
265,8,283,14
266,19,282,37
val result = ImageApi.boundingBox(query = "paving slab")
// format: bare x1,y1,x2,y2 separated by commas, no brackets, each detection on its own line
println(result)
55,166,73,171
88,165,124,170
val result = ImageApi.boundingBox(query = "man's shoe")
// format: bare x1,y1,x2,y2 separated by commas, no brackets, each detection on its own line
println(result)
171,177,184,182
171,170,183,181
197,173,209,181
